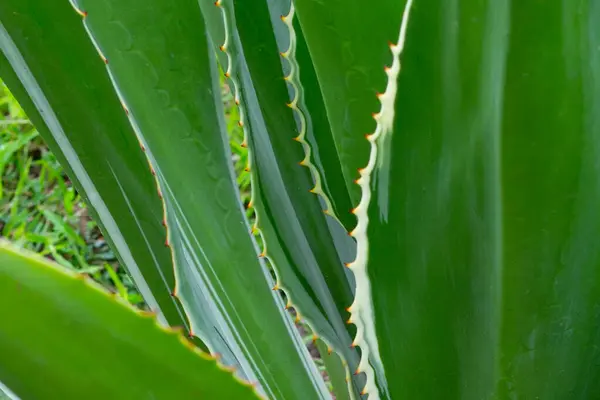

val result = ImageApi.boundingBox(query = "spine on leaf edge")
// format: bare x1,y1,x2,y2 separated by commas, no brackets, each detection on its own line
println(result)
216,1,356,395
280,5,344,226
345,0,414,398
280,4,357,398
68,1,261,390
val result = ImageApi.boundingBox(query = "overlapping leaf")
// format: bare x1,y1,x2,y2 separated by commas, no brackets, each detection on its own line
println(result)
0,242,258,400
200,0,363,396
1,0,329,398
0,0,192,340
347,0,600,398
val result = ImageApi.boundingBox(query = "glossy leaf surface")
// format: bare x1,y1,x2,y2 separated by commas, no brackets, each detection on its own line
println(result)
215,0,361,395
71,0,328,397
0,242,258,400
357,0,600,399
232,0,354,324
0,0,192,337
2,0,329,397
293,0,405,205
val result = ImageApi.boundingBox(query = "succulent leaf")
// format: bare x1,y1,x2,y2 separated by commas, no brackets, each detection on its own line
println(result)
0,241,259,400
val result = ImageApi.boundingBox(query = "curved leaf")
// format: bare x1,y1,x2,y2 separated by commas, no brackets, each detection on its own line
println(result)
0,0,193,342
206,0,362,395
73,0,329,397
352,0,600,398
0,241,258,400
293,0,405,205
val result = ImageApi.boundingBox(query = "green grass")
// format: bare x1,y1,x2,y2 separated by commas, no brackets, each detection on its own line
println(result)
0,78,250,304
0,81,144,304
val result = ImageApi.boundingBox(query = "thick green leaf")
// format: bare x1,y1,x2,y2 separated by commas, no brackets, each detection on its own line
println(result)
0,0,195,342
288,15,355,232
74,0,328,398
260,0,355,229
0,242,258,400
232,0,354,319
206,0,362,395
293,0,405,205
352,0,600,398
2,0,329,397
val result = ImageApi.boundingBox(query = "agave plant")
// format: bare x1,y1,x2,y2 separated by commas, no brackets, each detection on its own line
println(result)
1,0,600,398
